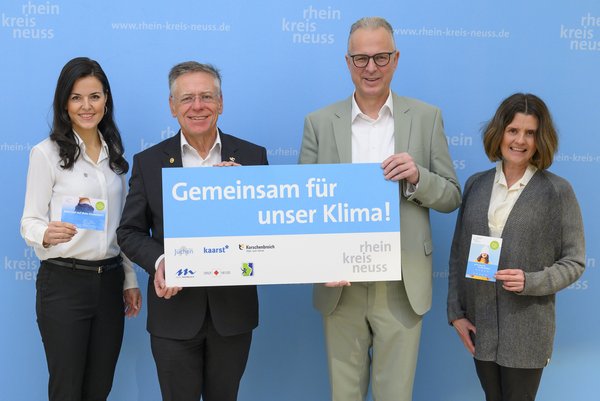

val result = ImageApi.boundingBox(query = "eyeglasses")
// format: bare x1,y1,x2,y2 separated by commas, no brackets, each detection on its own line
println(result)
348,52,396,68
174,92,220,105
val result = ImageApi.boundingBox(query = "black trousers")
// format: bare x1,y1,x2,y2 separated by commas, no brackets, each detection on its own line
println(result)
150,309,252,401
474,359,544,401
36,261,125,401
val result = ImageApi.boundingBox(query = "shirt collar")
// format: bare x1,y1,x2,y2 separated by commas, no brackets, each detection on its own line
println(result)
351,91,394,122
494,161,537,188
180,129,222,158
72,129,109,161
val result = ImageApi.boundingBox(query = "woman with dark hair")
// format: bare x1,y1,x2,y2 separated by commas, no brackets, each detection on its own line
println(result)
20,57,141,401
447,93,585,401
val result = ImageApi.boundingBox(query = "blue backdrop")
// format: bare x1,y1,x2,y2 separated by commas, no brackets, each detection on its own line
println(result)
1,1,598,400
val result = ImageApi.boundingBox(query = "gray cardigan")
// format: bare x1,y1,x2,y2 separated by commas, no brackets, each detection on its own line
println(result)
447,167,585,368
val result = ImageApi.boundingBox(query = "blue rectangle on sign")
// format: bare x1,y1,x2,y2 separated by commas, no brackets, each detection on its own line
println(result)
162,163,400,238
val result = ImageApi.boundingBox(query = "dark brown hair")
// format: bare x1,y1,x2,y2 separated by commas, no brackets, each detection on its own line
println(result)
482,93,558,170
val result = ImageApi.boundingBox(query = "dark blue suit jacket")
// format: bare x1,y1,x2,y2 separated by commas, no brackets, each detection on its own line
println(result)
117,130,268,339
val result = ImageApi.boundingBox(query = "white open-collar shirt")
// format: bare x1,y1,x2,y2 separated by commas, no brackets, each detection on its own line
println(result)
180,129,222,167
351,91,395,163
350,92,417,195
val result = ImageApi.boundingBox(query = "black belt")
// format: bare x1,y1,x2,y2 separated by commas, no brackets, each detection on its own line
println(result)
45,256,122,274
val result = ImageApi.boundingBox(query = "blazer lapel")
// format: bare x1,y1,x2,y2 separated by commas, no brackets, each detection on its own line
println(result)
333,97,352,163
393,93,412,154
219,129,239,163
162,132,183,168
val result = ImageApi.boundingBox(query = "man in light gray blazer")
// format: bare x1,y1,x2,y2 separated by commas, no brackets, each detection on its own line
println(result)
300,17,461,401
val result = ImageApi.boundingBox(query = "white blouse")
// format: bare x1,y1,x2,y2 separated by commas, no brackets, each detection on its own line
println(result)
20,131,138,289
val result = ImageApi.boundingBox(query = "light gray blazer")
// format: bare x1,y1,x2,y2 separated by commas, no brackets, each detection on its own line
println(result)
447,167,585,368
300,93,461,316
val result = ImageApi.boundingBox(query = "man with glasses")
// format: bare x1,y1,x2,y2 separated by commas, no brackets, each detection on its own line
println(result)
300,17,461,401
118,61,268,401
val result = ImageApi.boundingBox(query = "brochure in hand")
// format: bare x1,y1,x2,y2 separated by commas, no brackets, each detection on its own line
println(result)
465,234,502,282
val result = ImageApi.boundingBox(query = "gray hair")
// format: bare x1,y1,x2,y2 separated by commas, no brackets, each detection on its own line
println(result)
348,17,396,52
168,61,222,96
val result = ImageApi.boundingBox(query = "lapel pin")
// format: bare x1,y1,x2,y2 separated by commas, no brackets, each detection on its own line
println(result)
169,157,175,164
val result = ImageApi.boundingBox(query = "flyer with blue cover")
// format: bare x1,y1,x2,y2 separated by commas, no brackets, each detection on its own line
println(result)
465,234,502,281
60,196,107,231
162,163,401,287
